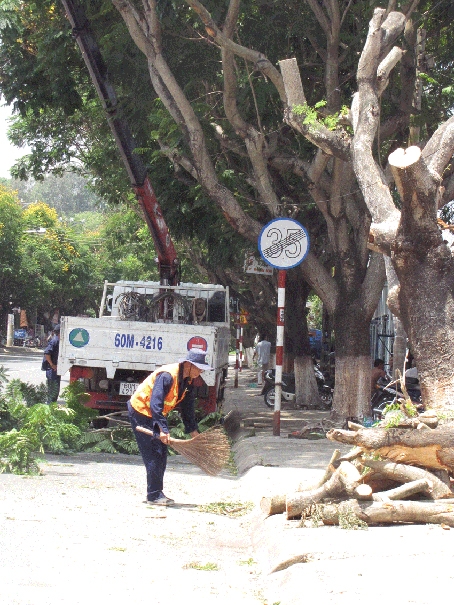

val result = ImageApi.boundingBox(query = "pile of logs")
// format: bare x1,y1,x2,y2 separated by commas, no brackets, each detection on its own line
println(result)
261,410,454,527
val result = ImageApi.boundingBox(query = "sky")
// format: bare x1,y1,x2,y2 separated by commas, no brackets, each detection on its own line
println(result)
0,103,30,179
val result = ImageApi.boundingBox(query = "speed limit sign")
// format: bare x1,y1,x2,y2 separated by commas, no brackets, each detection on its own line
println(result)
258,218,309,269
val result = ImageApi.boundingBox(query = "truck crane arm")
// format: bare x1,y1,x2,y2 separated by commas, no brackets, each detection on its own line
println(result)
60,0,179,285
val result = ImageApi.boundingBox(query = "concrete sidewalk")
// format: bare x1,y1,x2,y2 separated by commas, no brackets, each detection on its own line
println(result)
222,362,346,473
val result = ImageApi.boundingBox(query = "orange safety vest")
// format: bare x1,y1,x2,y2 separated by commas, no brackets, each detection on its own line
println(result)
130,363,189,418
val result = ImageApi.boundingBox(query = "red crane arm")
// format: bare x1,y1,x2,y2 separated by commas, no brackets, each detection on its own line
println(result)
60,0,179,285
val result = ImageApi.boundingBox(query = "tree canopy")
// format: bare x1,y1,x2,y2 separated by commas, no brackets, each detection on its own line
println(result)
1,1,454,414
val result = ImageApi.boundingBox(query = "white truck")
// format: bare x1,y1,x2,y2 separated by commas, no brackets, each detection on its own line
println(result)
58,280,230,418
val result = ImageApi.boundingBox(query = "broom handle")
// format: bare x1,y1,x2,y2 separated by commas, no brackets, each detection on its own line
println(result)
136,425,176,444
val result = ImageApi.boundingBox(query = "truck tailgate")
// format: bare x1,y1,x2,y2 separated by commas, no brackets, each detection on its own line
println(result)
58,316,229,386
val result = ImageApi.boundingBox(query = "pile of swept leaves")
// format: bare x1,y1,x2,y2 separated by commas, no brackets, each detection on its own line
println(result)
0,366,222,474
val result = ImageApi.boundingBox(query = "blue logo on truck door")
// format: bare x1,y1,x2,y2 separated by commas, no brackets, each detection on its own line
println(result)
69,328,90,348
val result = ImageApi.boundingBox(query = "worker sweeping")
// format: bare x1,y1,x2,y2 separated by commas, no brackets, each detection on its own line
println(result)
127,349,214,506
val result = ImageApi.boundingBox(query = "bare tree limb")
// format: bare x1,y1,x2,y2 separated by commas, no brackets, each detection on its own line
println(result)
183,0,286,101
279,58,351,161
422,115,454,177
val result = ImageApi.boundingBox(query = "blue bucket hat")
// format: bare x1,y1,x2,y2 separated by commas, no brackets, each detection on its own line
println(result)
179,349,213,371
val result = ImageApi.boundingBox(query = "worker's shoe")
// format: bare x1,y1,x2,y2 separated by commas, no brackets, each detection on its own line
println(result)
146,494,175,506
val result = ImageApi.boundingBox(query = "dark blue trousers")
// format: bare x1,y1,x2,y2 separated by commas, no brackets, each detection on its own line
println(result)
127,400,168,501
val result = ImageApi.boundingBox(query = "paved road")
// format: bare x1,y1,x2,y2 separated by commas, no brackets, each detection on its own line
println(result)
0,346,69,392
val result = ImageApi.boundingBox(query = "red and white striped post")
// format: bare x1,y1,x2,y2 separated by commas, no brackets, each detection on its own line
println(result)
239,325,244,372
258,218,310,436
273,270,286,436
234,314,240,388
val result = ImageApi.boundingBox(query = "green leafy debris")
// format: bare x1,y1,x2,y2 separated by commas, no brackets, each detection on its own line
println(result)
197,501,254,518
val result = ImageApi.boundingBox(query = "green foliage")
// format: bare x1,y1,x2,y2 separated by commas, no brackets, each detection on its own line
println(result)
0,429,40,474
77,429,119,454
5,379,47,407
0,378,95,474
307,294,322,330
197,501,254,518
292,102,343,131
166,408,223,441
381,401,403,426
2,0,454,349
338,502,368,530
0,400,80,474
95,208,159,282
61,383,138,454
382,398,418,428
165,408,223,454
0,184,24,313
184,561,219,571
59,381,97,430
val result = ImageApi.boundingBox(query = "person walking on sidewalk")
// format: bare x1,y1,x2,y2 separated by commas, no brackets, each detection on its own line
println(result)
127,349,214,506
43,324,61,404
253,335,271,386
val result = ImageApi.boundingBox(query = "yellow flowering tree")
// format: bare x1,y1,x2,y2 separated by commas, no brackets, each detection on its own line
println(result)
19,202,101,324
0,185,23,323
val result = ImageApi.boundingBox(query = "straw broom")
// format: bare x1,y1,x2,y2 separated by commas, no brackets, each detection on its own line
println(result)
136,425,231,476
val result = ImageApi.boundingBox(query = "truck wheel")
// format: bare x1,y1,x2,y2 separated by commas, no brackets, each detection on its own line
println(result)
264,387,275,408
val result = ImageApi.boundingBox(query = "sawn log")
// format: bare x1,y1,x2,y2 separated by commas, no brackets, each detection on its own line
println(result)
286,461,362,519
320,498,454,527
363,459,453,499
327,424,454,471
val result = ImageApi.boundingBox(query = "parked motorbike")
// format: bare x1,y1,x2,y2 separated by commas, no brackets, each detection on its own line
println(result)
371,376,423,421
22,336,42,349
261,366,333,410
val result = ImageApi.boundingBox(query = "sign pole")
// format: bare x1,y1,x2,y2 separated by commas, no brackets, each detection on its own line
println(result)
273,270,286,436
257,217,310,437
239,325,243,372
234,314,240,388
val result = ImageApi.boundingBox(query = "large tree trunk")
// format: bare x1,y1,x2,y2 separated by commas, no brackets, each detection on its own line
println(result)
389,146,454,407
286,273,321,407
294,356,320,407
331,300,374,420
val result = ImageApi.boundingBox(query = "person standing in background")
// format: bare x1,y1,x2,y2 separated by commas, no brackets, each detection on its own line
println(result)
254,335,271,385
44,324,61,404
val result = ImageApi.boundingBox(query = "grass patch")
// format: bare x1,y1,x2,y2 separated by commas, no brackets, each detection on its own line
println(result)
226,450,238,475
184,561,219,571
238,557,256,566
198,500,254,517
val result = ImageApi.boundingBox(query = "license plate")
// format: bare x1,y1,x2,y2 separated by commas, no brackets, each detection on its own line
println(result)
119,382,140,396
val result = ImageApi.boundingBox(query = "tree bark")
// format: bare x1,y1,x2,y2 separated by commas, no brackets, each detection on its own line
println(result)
285,274,321,407
320,498,454,527
327,425,454,472
388,146,454,407
363,458,452,499
286,461,362,518
260,494,286,517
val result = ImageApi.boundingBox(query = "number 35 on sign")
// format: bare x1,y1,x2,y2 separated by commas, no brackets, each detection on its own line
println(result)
258,218,310,270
